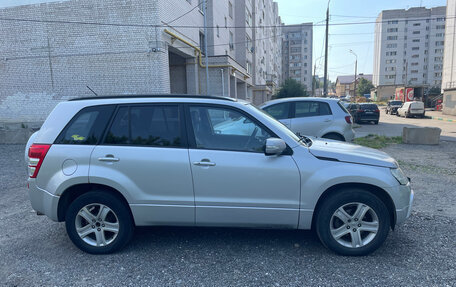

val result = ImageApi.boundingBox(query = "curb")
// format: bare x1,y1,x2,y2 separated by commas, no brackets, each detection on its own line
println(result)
430,116,455,123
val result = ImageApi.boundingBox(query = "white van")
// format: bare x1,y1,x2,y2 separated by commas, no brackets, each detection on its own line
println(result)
397,101,425,118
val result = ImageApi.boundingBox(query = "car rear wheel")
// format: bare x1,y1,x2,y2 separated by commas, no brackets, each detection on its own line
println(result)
315,189,390,256
65,191,134,254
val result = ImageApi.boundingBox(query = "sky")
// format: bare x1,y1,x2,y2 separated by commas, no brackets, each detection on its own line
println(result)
276,0,447,81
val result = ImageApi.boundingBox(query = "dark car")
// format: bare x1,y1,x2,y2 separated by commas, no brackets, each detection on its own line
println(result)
353,103,380,124
346,103,359,118
386,100,403,115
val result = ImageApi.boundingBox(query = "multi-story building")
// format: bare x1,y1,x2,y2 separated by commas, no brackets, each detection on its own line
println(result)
372,6,446,100
281,23,313,92
0,0,282,123
442,0,456,115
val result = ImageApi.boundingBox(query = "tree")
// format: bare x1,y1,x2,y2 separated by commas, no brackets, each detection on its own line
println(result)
356,78,374,97
273,78,308,99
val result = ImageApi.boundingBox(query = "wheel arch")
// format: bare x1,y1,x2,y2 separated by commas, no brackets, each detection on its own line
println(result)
321,132,345,141
57,183,132,222
311,182,397,230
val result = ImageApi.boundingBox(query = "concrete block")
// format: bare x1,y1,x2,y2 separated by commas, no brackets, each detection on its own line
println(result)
402,127,441,145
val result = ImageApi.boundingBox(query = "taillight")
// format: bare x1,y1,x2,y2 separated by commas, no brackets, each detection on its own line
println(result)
375,109,380,113
357,109,364,113
345,116,352,124
28,144,51,178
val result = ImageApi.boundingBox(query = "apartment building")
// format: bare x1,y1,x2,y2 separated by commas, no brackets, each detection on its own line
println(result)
0,0,282,122
372,6,446,100
281,24,313,92
442,0,456,115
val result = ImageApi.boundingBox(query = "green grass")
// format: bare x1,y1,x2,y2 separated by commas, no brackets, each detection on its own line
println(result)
354,134,402,149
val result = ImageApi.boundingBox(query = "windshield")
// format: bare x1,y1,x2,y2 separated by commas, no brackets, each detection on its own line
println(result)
391,101,402,105
247,103,301,143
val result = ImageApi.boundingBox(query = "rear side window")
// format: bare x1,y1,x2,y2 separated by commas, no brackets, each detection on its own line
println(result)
55,105,115,145
263,102,291,120
294,101,332,118
104,105,182,147
337,101,350,114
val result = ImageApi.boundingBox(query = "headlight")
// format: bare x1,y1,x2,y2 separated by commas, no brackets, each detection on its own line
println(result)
391,168,408,185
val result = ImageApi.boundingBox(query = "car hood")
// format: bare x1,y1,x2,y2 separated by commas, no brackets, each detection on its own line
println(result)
308,138,397,168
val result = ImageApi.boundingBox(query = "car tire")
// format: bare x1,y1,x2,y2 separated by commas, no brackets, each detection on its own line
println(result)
322,133,345,141
385,110,389,114
65,191,134,254
315,189,390,256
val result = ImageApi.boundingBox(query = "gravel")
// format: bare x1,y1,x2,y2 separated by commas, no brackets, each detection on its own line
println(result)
1,144,455,287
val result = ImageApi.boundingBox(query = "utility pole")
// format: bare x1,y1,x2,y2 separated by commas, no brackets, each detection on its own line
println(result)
323,1,330,97
312,63,316,97
203,0,210,95
349,50,357,102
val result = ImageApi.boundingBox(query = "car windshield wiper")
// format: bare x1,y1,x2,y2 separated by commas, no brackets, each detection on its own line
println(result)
296,132,313,147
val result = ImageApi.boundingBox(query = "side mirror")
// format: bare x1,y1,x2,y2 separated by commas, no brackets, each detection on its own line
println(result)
264,138,286,156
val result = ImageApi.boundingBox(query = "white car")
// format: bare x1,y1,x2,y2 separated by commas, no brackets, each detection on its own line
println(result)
397,101,425,118
260,97,355,142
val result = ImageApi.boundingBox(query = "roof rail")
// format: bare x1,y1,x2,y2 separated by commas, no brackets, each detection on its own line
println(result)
68,94,236,102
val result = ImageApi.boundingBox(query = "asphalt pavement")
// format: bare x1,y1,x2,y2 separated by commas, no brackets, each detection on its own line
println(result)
1,144,455,287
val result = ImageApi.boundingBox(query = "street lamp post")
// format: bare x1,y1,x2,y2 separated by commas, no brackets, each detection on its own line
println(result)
349,49,358,102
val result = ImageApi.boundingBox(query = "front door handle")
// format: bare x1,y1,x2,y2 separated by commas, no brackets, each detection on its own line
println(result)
193,159,216,166
98,155,120,162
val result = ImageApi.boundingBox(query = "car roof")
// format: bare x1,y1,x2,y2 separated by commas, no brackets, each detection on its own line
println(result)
260,97,340,107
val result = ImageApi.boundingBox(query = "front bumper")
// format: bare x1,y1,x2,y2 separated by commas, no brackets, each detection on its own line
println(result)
395,184,414,225
28,180,60,221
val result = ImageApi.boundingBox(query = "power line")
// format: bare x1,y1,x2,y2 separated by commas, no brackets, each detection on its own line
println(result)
0,15,454,29
166,0,206,25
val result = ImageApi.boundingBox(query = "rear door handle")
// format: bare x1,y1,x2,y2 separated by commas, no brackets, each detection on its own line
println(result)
98,155,120,162
193,161,216,167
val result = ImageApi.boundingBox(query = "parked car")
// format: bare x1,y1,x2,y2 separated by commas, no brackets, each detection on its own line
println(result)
260,97,355,142
26,95,413,256
386,100,403,115
351,103,380,124
346,103,359,118
397,101,425,118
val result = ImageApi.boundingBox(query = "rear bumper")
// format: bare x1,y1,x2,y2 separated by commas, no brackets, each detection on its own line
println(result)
28,180,60,221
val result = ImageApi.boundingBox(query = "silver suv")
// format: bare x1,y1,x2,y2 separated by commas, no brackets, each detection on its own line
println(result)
260,97,355,142
26,95,413,255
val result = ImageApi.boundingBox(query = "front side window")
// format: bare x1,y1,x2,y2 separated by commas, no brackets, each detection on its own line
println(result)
105,105,182,147
189,106,271,153
263,102,291,120
294,101,332,118
55,105,115,145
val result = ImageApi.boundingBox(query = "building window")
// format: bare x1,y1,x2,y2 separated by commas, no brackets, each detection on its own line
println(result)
386,51,397,56
435,72,442,77
387,36,397,40
412,54,419,58
412,39,420,43
386,59,396,64
199,32,206,55
412,47,419,51
412,31,420,34
387,43,397,48
387,28,398,32
435,41,444,46
246,9,252,26
410,78,418,81
385,75,396,79
228,1,233,18
387,20,398,24
216,25,220,38
411,62,419,66
385,67,396,71
413,23,421,26
246,61,252,74
435,56,443,62
436,17,445,22
435,48,444,53
436,25,445,29
436,33,444,37
246,34,252,52
229,31,234,50
411,70,418,74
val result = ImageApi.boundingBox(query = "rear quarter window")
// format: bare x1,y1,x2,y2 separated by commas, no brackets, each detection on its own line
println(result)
55,105,115,145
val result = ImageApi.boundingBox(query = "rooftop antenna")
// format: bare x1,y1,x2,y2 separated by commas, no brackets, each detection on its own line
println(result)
86,86,98,96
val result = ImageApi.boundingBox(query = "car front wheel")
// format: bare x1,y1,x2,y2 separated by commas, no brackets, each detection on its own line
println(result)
315,189,390,256
65,191,134,254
